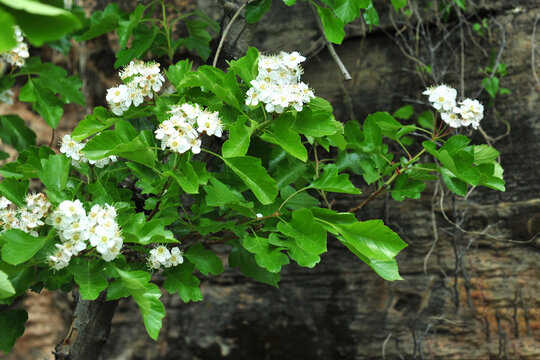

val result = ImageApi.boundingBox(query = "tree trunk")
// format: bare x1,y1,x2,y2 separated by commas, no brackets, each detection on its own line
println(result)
54,291,118,360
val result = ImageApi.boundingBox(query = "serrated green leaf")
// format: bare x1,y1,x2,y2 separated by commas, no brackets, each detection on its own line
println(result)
71,108,119,141
0,115,36,152
282,0,296,5
391,0,407,12
273,158,308,189
114,23,157,68
316,5,345,44
262,115,307,162
246,0,272,23
164,155,199,194
474,145,499,164
0,270,15,299
333,0,363,24
184,243,224,276
223,156,277,205
391,174,426,201
228,240,280,287
243,234,289,273
122,213,175,245
184,19,213,61
277,209,327,268
0,9,16,52
70,259,108,301
116,268,165,340
293,108,342,137
1,229,46,265
163,261,203,303
165,59,193,88
441,172,467,196
363,2,379,29
227,47,259,84
0,309,27,354
117,4,145,47
336,220,407,261
76,3,124,41
0,178,28,207
392,105,414,120
310,164,360,194
1,0,81,46
19,79,63,128
222,115,253,158
418,110,435,130
37,154,70,194
280,185,320,211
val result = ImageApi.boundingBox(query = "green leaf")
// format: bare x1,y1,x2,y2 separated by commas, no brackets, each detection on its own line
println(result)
293,109,342,137
71,108,119,141
184,19,213,61
114,23,157,68
418,110,435,130
0,8,16,52
164,155,199,194
338,236,403,280
391,0,407,12
391,174,426,201
277,209,327,268
261,115,307,162
316,5,345,44
0,270,15,299
0,309,27,354
280,185,320,211
181,66,243,111
453,0,466,10
333,0,363,24
310,164,361,194
442,173,467,196
122,213,175,245
117,4,145,47
245,0,272,24
0,178,28,207
482,77,499,99
243,234,289,273
163,262,203,303
392,105,414,120
70,259,108,301
222,115,253,158
37,154,70,194
184,243,224,276
223,156,278,205
363,2,379,29
273,158,307,189
227,47,259,84
204,177,253,215
228,240,280,287
1,0,81,46
116,268,165,340
82,120,155,168
19,79,63,128
474,145,499,164
165,59,193,88
336,220,407,261
0,115,36,152
1,229,46,265
282,0,296,5
76,3,124,41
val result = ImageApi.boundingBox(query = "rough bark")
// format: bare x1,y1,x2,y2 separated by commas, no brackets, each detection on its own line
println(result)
54,292,118,360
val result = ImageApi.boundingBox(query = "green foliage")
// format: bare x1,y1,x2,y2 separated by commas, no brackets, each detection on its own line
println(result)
0,2,506,349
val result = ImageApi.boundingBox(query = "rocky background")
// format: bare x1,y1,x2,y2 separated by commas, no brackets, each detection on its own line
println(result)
3,0,540,359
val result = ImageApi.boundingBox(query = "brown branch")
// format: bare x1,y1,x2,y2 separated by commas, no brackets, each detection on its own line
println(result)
348,184,388,213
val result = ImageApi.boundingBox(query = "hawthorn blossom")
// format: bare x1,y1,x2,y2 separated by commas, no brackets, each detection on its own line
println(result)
0,193,51,237
1,26,29,67
155,103,223,155
107,60,165,115
245,51,314,113
59,134,117,168
423,85,484,129
148,245,184,269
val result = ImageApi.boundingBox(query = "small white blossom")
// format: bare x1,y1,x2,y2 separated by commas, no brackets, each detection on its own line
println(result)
423,84,457,112
148,245,183,269
1,26,30,67
245,51,314,113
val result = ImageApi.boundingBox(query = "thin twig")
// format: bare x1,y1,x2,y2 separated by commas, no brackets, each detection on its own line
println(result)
309,4,352,80
348,185,388,213
531,15,540,89
474,16,506,98
212,2,247,67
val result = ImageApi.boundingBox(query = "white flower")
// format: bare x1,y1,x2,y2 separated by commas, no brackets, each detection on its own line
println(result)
58,200,86,219
423,84,457,111
245,52,313,113
0,89,14,105
0,197,12,210
169,247,184,266
1,26,30,67
454,98,484,129
150,245,170,263
441,111,462,128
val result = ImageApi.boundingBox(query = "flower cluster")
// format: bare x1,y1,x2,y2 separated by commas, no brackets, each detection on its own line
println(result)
60,134,117,168
423,84,484,129
148,245,184,270
0,194,51,236
245,51,315,113
0,26,29,68
106,60,165,116
47,201,123,270
155,103,223,154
